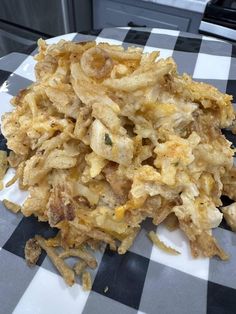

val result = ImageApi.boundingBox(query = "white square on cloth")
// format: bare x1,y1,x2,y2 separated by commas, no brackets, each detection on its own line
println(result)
13,267,89,314
193,53,231,80
150,224,209,281
14,56,36,82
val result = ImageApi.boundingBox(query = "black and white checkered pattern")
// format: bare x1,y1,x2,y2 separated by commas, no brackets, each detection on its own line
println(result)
0,28,236,314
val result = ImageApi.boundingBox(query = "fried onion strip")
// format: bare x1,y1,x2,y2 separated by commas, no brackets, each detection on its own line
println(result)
35,235,75,286
3,199,21,213
59,248,97,269
148,231,180,255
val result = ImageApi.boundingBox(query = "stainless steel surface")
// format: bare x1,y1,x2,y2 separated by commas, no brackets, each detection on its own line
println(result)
199,20,236,41
0,0,92,57
0,29,35,58
74,0,92,32
0,20,42,42
61,0,71,34
0,0,75,36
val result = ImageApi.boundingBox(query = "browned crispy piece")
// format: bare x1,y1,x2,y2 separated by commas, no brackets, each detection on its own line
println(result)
25,238,42,266
8,151,26,168
103,162,131,200
82,271,92,291
3,199,21,213
222,167,236,201
74,260,87,276
46,233,62,248
118,227,140,254
59,223,89,248
221,203,236,232
149,231,180,255
152,200,176,226
0,150,8,189
70,218,117,249
5,174,18,188
59,248,97,269
74,105,92,141
22,181,50,220
163,213,179,231
47,185,75,226
86,239,101,251
35,235,75,286
178,217,199,242
35,54,57,80
190,232,229,260
87,229,116,251
172,74,234,128
17,161,27,190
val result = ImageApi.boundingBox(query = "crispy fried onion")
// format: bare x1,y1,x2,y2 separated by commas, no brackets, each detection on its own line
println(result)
190,231,229,260
59,248,97,269
30,234,97,287
25,238,42,266
3,199,21,213
80,47,113,79
35,235,75,286
82,271,92,291
148,231,180,255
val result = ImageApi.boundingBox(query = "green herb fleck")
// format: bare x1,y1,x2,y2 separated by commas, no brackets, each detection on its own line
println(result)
105,133,113,146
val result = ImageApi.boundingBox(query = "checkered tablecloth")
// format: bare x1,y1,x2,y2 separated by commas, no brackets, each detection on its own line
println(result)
0,27,236,314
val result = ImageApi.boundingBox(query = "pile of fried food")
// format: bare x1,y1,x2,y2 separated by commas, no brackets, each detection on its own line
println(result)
1,39,236,287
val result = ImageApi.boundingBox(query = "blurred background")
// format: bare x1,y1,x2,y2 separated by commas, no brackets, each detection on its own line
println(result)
0,0,235,57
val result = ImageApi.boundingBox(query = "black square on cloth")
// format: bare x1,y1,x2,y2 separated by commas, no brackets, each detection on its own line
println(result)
207,281,236,314
231,45,236,58
174,36,202,53
219,218,233,232
80,29,102,37
221,195,235,208
0,69,11,86
219,195,234,231
0,132,11,155
221,129,236,149
3,215,58,266
92,247,149,309
226,80,236,103
123,29,150,46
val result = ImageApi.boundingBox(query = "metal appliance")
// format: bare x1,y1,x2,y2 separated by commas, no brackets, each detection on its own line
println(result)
0,0,91,57
199,0,236,41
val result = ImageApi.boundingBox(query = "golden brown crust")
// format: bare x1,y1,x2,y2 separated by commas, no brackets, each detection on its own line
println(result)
24,238,42,266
